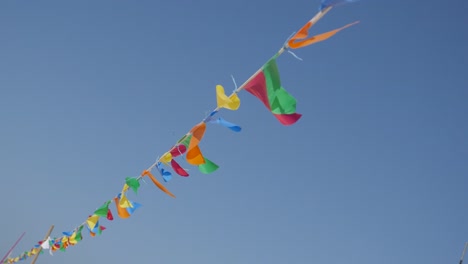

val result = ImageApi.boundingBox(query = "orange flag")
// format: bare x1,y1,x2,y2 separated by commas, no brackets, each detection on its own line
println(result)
141,170,176,198
113,197,131,219
186,145,205,165
186,123,207,165
288,20,359,49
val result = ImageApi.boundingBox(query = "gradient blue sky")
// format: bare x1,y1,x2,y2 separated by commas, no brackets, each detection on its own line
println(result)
1,0,467,263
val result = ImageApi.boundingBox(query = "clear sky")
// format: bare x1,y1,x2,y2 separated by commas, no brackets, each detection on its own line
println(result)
1,0,467,263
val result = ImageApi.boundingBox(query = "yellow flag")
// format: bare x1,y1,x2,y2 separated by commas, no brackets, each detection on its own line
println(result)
86,215,99,230
114,197,131,218
216,85,240,110
119,193,133,208
118,184,132,208
69,232,77,245
121,183,129,193
160,152,172,164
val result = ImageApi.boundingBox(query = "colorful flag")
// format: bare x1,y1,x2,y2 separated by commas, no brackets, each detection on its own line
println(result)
244,58,302,125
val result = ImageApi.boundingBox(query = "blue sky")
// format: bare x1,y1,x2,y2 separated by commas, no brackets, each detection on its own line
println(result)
1,0,467,263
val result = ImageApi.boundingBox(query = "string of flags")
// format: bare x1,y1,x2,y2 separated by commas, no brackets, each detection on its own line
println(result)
2,1,359,263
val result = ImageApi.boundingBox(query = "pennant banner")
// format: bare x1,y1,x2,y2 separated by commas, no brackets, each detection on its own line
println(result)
2,2,359,263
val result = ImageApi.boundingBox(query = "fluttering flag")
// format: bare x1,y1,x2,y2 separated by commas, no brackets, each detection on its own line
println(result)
113,197,131,219
62,232,73,238
118,183,133,208
288,20,358,49
68,232,78,246
208,117,241,132
125,177,141,194
186,123,207,165
186,145,205,165
126,201,142,215
170,159,189,176
97,226,106,236
244,58,302,125
166,144,189,176
157,163,173,182
170,144,187,157
59,237,68,252
69,226,84,245
320,0,358,10
216,85,240,110
94,201,111,217
118,192,133,208
141,170,176,198
198,158,219,174
107,209,114,221
287,5,359,50
86,215,99,230
160,152,173,164
39,238,50,250
87,221,100,234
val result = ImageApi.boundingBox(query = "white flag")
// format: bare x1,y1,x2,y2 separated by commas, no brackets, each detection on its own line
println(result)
40,237,50,250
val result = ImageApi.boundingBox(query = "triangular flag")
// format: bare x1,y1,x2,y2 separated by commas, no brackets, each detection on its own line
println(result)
68,232,77,245
119,193,133,208
40,237,50,250
156,163,173,182
113,197,131,219
186,145,205,165
94,201,111,217
198,158,219,174
76,226,84,242
107,209,114,221
171,159,189,177
125,177,141,194
97,226,106,235
86,215,99,230
161,168,172,182
126,201,142,215
186,123,207,165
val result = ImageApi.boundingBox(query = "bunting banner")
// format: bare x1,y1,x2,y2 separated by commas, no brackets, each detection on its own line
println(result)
1,1,359,263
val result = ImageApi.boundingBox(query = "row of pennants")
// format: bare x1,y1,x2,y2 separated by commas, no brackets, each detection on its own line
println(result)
2,1,359,263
